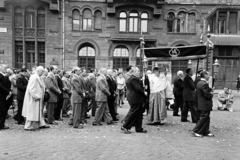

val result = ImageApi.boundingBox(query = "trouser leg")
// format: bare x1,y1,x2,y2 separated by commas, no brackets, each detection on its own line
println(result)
123,104,141,130
189,101,199,123
17,100,24,124
181,102,189,121
134,104,143,131
0,101,8,129
93,102,105,124
72,103,82,128
103,102,113,123
193,111,210,135
55,99,63,120
47,102,56,123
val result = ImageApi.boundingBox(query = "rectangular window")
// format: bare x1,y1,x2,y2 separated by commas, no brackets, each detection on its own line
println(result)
141,20,147,32
73,20,80,31
119,19,126,32
129,18,138,32
38,42,45,64
83,19,92,31
37,15,45,28
15,42,23,69
26,13,35,28
229,12,237,34
15,14,22,28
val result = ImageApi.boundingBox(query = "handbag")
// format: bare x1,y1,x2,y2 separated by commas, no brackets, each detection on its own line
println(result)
44,91,50,102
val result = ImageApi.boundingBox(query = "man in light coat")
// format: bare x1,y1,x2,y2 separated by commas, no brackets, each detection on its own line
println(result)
62,71,72,117
92,68,114,126
22,66,49,131
45,65,61,125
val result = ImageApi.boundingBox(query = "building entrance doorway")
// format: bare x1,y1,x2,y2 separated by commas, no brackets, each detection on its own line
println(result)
214,59,239,89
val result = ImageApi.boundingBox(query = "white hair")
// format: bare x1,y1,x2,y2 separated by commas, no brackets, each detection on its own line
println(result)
88,73,95,78
36,66,44,72
107,69,112,74
177,70,183,77
99,68,107,74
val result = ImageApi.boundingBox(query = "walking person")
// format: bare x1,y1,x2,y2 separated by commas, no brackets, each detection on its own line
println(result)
45,65,61,125
0,64,12,130
55,70,64,121
92,68,114,126
192,71,214,137
121,67,147,134
236,75,240,92
16,68,28,125
181,68,199,123
22,66,50,131
173,71,184,117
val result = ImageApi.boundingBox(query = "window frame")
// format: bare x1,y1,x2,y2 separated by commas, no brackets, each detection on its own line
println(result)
82,9,92,31
129,11,139,33
79,46,96,71
119,11,127,32
140,12,148,33
72,9,80,31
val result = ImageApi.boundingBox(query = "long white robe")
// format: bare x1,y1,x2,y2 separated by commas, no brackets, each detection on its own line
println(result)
22,73,46,128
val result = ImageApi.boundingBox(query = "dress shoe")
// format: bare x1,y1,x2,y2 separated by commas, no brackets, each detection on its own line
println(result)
107,121,115,125
205,132,214,137
39,125,50,129
136,129,147,133
92,122,102,126
181,120,190,122
113,118,119,122
173,114,180,117
55,118,63,121
121,127,131,134
191,131,203,138
68,122,73,126
73,125,83,129
0,126,10,130
24,128,36,131
49,122,58,125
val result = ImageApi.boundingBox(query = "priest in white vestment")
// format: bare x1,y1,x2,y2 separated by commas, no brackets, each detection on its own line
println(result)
22,66,49,131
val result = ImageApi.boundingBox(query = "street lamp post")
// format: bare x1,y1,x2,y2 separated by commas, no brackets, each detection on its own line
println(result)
140,35,145,76
212,59,220,87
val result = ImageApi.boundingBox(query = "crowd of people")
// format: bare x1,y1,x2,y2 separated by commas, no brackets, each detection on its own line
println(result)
0,63,235,137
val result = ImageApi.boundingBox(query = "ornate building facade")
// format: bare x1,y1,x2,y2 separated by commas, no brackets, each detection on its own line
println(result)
0,0,240,88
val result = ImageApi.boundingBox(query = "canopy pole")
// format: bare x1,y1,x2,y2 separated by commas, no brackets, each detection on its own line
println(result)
195,58,200,80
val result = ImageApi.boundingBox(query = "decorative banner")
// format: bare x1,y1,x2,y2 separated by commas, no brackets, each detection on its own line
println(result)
144,45,207,60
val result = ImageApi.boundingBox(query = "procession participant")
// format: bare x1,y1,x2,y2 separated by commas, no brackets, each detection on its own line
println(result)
182,68,199,123
79,69,88,124
55,70,64,121
116,72,125,108
45,65,61,125
112,69,119,115
173,70,184,116
121,67,147,134
106,69,118,121
192,71,214,137
62,71,72,117
16,68,28,125
5,68,14,119
22,66,50,131
68,67,85,129
0,64,12,130
92,68,114,126
84,73,96,117
148,67,168,124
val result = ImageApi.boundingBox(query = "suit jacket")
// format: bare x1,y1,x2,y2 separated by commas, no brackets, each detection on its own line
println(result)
95,74,110,102
126,75,145,105
183,74,195,102
16,74,28,101
106,75,117,98
173,76,184,98
62,76,71,99
196,80,213,111
71,74,84,103
46,72,61,103
56,75,64,99
0,73,11,101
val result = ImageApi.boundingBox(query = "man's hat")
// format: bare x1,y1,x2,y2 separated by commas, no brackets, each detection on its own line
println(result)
197,68,204,74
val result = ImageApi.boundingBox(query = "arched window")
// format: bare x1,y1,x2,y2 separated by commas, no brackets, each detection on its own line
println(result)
141,12,148,33
188,12,196,33
83,9,92,31
113,46,129,70
177,11,186,33
167,12,175,32
15,7,22,28
94,10,102,30
37,8,45,29
79,46,95,71
129,11,138,32
119,12,127,32
25,6,35,28
136,48,141,67
72,9,80,31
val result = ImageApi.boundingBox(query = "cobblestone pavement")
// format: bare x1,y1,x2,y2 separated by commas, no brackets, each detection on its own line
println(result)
1,92,240,160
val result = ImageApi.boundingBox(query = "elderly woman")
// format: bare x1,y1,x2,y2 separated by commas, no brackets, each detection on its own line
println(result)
116,72,125,108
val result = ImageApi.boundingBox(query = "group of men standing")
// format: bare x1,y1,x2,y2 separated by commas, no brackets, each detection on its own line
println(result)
173,68,214,138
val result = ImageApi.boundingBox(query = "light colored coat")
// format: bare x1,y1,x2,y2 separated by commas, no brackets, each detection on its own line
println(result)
22,73,45,121
46,72,61,102
95,74,110,102
71,74,84,103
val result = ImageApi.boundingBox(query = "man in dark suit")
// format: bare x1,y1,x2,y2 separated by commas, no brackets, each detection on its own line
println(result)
16,68,28,125
173,70,184,116
106,69,118,121
192,71,214,137
121,67,147,134
181,68,198,123
0,64,12,130
46,65,61,125
55,70,64,121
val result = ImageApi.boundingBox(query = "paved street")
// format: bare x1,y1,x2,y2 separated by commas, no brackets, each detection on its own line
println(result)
1,92,240,160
